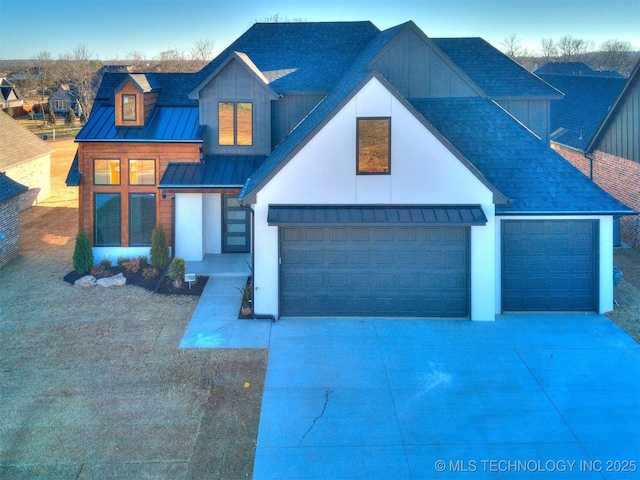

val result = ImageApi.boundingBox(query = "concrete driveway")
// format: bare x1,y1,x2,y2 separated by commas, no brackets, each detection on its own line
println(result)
253,314,640,479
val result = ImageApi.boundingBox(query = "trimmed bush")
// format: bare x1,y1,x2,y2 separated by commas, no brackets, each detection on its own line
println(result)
72,229,93,274
150,225,169,269
169,257,186,287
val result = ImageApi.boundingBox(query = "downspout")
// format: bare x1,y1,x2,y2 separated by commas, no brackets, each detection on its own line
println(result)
239,202,276,322
586,152,595,180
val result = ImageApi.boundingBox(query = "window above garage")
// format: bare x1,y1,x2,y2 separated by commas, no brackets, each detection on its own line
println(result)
357,117,390,174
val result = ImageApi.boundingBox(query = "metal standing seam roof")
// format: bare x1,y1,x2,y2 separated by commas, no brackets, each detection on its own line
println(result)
159,156,267,188
410,97,635,216
75,105,204,142
65,152,81,186
267,205,487,226
432,38,563,99
0,172,28,202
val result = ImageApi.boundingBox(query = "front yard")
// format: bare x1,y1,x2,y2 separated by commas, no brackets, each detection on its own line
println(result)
0,138,266,479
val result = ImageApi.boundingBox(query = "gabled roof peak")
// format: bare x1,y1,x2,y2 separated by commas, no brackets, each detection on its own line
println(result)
115,73,152,94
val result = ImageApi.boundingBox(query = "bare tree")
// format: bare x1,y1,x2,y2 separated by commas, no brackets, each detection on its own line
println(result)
557,35,593,62
258,14,306,22
58,44,100,121
501,34,531,60
125,50,149,71
189,39,215,70
540,38,557,64
153,48,189,72
31,51,58,124
598,39,634,74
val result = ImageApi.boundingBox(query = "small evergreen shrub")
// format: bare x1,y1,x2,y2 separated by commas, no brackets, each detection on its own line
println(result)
150,225,169,269
65,107,75,125
138,256,149,268
169,257,186,287
100,258,112,268
72,228,93,274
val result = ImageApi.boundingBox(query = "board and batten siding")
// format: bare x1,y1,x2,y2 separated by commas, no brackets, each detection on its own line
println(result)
497,99,550,143
271,94,326,148
369,27,476,99
199,59,273,155
251,76,497,320
592,73,640,164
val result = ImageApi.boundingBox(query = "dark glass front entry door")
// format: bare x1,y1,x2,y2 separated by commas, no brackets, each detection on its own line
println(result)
222,194,250,253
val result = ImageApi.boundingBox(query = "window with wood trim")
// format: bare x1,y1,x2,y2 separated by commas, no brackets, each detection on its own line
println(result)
357,118,391,174
129,193,156,245
218,102,253,146
122,94,136,121
129,159,155,185
94,193,121,246
94,159,121,185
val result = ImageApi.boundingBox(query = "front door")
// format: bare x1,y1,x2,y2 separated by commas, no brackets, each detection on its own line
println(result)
222,194,250,253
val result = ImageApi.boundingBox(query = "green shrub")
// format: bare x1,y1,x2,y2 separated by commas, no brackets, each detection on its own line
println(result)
100,258,112,268
65,107,75,125
150,225,169,269
169,257,186,287
72,228,93,274
117,256,129,267
138,256,149,268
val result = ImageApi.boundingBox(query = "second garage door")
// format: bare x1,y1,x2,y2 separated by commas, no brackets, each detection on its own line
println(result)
279,226,469,317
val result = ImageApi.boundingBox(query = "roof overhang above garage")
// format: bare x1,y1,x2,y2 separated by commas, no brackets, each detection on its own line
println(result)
267,205,488,227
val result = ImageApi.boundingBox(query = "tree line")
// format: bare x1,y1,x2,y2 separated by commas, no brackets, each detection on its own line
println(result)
502,34,638,74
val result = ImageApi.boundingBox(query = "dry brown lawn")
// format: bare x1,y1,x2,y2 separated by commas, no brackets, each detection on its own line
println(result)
0,137,266,479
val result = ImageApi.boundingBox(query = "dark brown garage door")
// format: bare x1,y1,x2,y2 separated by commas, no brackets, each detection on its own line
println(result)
279,226,469,317
502,220,599,311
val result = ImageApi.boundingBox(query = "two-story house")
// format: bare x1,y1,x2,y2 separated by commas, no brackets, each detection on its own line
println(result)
67,21,633,320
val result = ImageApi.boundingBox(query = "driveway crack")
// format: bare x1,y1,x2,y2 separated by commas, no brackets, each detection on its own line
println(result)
299,389,333,445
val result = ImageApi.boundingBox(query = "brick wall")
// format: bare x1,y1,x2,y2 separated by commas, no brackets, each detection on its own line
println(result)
0,196,21,269
552,142,640,249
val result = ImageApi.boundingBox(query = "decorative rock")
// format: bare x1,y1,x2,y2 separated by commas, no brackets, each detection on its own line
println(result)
97,273,127,287
74,275,97,287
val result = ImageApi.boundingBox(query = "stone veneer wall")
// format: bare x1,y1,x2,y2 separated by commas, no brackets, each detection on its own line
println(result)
0,196,22,269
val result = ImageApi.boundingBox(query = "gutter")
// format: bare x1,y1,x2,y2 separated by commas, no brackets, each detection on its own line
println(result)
239,202,277,323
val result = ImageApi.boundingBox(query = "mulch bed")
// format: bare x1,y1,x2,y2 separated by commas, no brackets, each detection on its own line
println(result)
63,267,208,296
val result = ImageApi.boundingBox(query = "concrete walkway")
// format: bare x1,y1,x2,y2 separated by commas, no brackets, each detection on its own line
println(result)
253,315,640,479
179,254,272,348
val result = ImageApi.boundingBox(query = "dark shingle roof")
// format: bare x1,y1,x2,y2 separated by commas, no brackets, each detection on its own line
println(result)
160,156,267,188
535,62,624,78
94,72,198,107
432,38,562,99
195,22,381,93
0,110,54,169
410,97,634,215
76,105,204,142
0,172,27,202
240,24,406,202
538,74,626,150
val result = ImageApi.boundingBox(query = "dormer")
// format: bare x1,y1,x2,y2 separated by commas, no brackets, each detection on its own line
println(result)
114,74,156,127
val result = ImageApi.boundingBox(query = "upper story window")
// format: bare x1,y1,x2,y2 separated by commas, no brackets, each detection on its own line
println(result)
129,159,155,185
122,94,137,121
357,118,391,174
94,159,120,185
218,102,253,146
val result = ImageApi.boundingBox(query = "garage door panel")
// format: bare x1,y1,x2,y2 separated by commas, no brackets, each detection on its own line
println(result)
280,226,469,317
502,220,598,312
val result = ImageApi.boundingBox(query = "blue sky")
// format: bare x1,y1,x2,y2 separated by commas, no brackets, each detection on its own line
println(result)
1,0,638,60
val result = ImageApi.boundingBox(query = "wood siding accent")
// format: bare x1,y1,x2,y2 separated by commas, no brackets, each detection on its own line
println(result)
199,59,273,155
115,82,145,127
77,142,200,248
271,94,325,147
370,28,476,99
592,75,640,164
497,99,550,143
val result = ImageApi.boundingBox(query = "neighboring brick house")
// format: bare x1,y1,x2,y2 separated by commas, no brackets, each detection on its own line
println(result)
0,173,27,269
538,60,640,248
0,111,54,210
68,21,632,319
